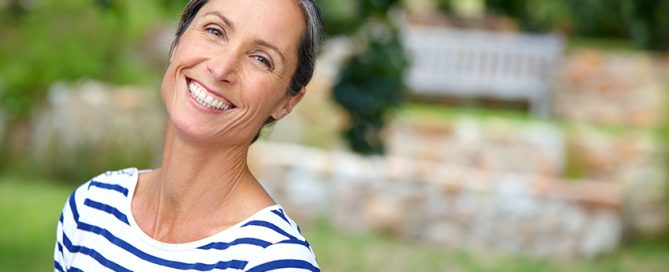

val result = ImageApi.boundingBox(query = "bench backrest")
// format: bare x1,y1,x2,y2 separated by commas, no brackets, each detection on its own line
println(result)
402,26,564,115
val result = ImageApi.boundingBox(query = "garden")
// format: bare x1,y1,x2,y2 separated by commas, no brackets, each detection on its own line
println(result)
1,0,669,271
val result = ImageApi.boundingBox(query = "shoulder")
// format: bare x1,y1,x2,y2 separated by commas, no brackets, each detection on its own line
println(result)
67,168,137,202
239,206,320,272
89,168,139,189
240,207,305,243
60,168,138,223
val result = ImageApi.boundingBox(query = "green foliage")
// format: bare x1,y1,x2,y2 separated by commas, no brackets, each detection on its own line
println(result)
484,0,583,33
333,23,408,154
359,0,402,16
435,0,453,13
0,0,175,121
482,0,669,51
329,0,408,155
319,0,401,36
1,0,119,119
319,0,362,36
621,0,669,51
567,0,627,37
333,25,407,154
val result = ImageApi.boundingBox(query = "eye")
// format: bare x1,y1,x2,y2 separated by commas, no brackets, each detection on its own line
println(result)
252,55,274,70
205,26,225,38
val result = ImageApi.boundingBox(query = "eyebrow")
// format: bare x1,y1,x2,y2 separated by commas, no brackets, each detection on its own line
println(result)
204,11,235,31
203,11,287,66
254,39,286,65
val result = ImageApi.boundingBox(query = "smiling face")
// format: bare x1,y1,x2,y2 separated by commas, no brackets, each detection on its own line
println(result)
161,0,306,146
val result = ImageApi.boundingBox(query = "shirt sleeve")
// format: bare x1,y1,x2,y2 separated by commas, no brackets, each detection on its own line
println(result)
54,187,81,272
54,210,66,272
243,242,320,272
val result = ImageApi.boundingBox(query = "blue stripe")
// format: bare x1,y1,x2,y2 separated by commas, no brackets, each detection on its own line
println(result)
88,181,129,197
76,221,247,270
271,209,290,224
84,199,130,225
198,238,272,250
57,242,63,254
59,213,64,223
54,260,64,272
271,209,304,235
278,239,311,248
245,259,320,272
242,220,297,240
67,267,84,272
68,192,79,222
62,233,132,272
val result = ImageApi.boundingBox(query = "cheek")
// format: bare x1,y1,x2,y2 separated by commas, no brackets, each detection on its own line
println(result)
250,80,288,108
168,35,206,72
160,41,200,100
160,63,179,102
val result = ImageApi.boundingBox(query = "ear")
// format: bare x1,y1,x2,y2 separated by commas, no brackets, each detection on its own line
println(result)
270,89,305,120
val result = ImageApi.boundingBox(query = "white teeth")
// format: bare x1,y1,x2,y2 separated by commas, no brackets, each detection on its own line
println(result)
187,81,232,110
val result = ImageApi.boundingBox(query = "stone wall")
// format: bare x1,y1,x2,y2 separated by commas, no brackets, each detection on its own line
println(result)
252,113,666,258
554,50,667,128
29,80,165,179
250,141,623,258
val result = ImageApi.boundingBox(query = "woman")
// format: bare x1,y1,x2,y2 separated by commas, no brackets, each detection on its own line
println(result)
54,0,323,271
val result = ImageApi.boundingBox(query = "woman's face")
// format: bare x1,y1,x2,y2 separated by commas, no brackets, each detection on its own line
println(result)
161,0,305,146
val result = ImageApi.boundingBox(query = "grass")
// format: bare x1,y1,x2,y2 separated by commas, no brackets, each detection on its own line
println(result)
302,220,669,272
1,174,668,272
401,103,660,135
0,175,73,272
400,103,536,130
566,37,642,53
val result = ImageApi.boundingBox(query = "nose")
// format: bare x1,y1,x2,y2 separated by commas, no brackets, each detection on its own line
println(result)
207,49,240,84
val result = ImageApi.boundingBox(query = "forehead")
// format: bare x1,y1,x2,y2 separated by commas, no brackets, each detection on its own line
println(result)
197,0,305,56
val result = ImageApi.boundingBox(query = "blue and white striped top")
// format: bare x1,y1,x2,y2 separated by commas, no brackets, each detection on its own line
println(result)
54,168,319,272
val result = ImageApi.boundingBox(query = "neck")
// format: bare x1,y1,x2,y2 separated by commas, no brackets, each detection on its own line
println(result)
158,124,253,204
133,124,273,242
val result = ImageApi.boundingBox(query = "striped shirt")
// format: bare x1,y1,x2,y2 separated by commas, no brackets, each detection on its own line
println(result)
54,168,319,272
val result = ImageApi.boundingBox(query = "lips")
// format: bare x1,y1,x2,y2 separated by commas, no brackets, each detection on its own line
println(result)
186,79,236,111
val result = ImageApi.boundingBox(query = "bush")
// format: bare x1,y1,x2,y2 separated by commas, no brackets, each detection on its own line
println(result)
328,0,408,155
333,22,407,154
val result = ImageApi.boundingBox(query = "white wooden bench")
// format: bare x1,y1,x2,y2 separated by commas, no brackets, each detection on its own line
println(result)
402,26,564,116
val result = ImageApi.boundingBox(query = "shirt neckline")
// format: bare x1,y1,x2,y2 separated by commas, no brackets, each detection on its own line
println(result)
123,168,282,251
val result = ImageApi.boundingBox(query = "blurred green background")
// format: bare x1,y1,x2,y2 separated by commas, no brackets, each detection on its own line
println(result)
1,0,669,271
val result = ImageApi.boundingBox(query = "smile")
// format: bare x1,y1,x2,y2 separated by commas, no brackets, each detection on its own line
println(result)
187,80,236,111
